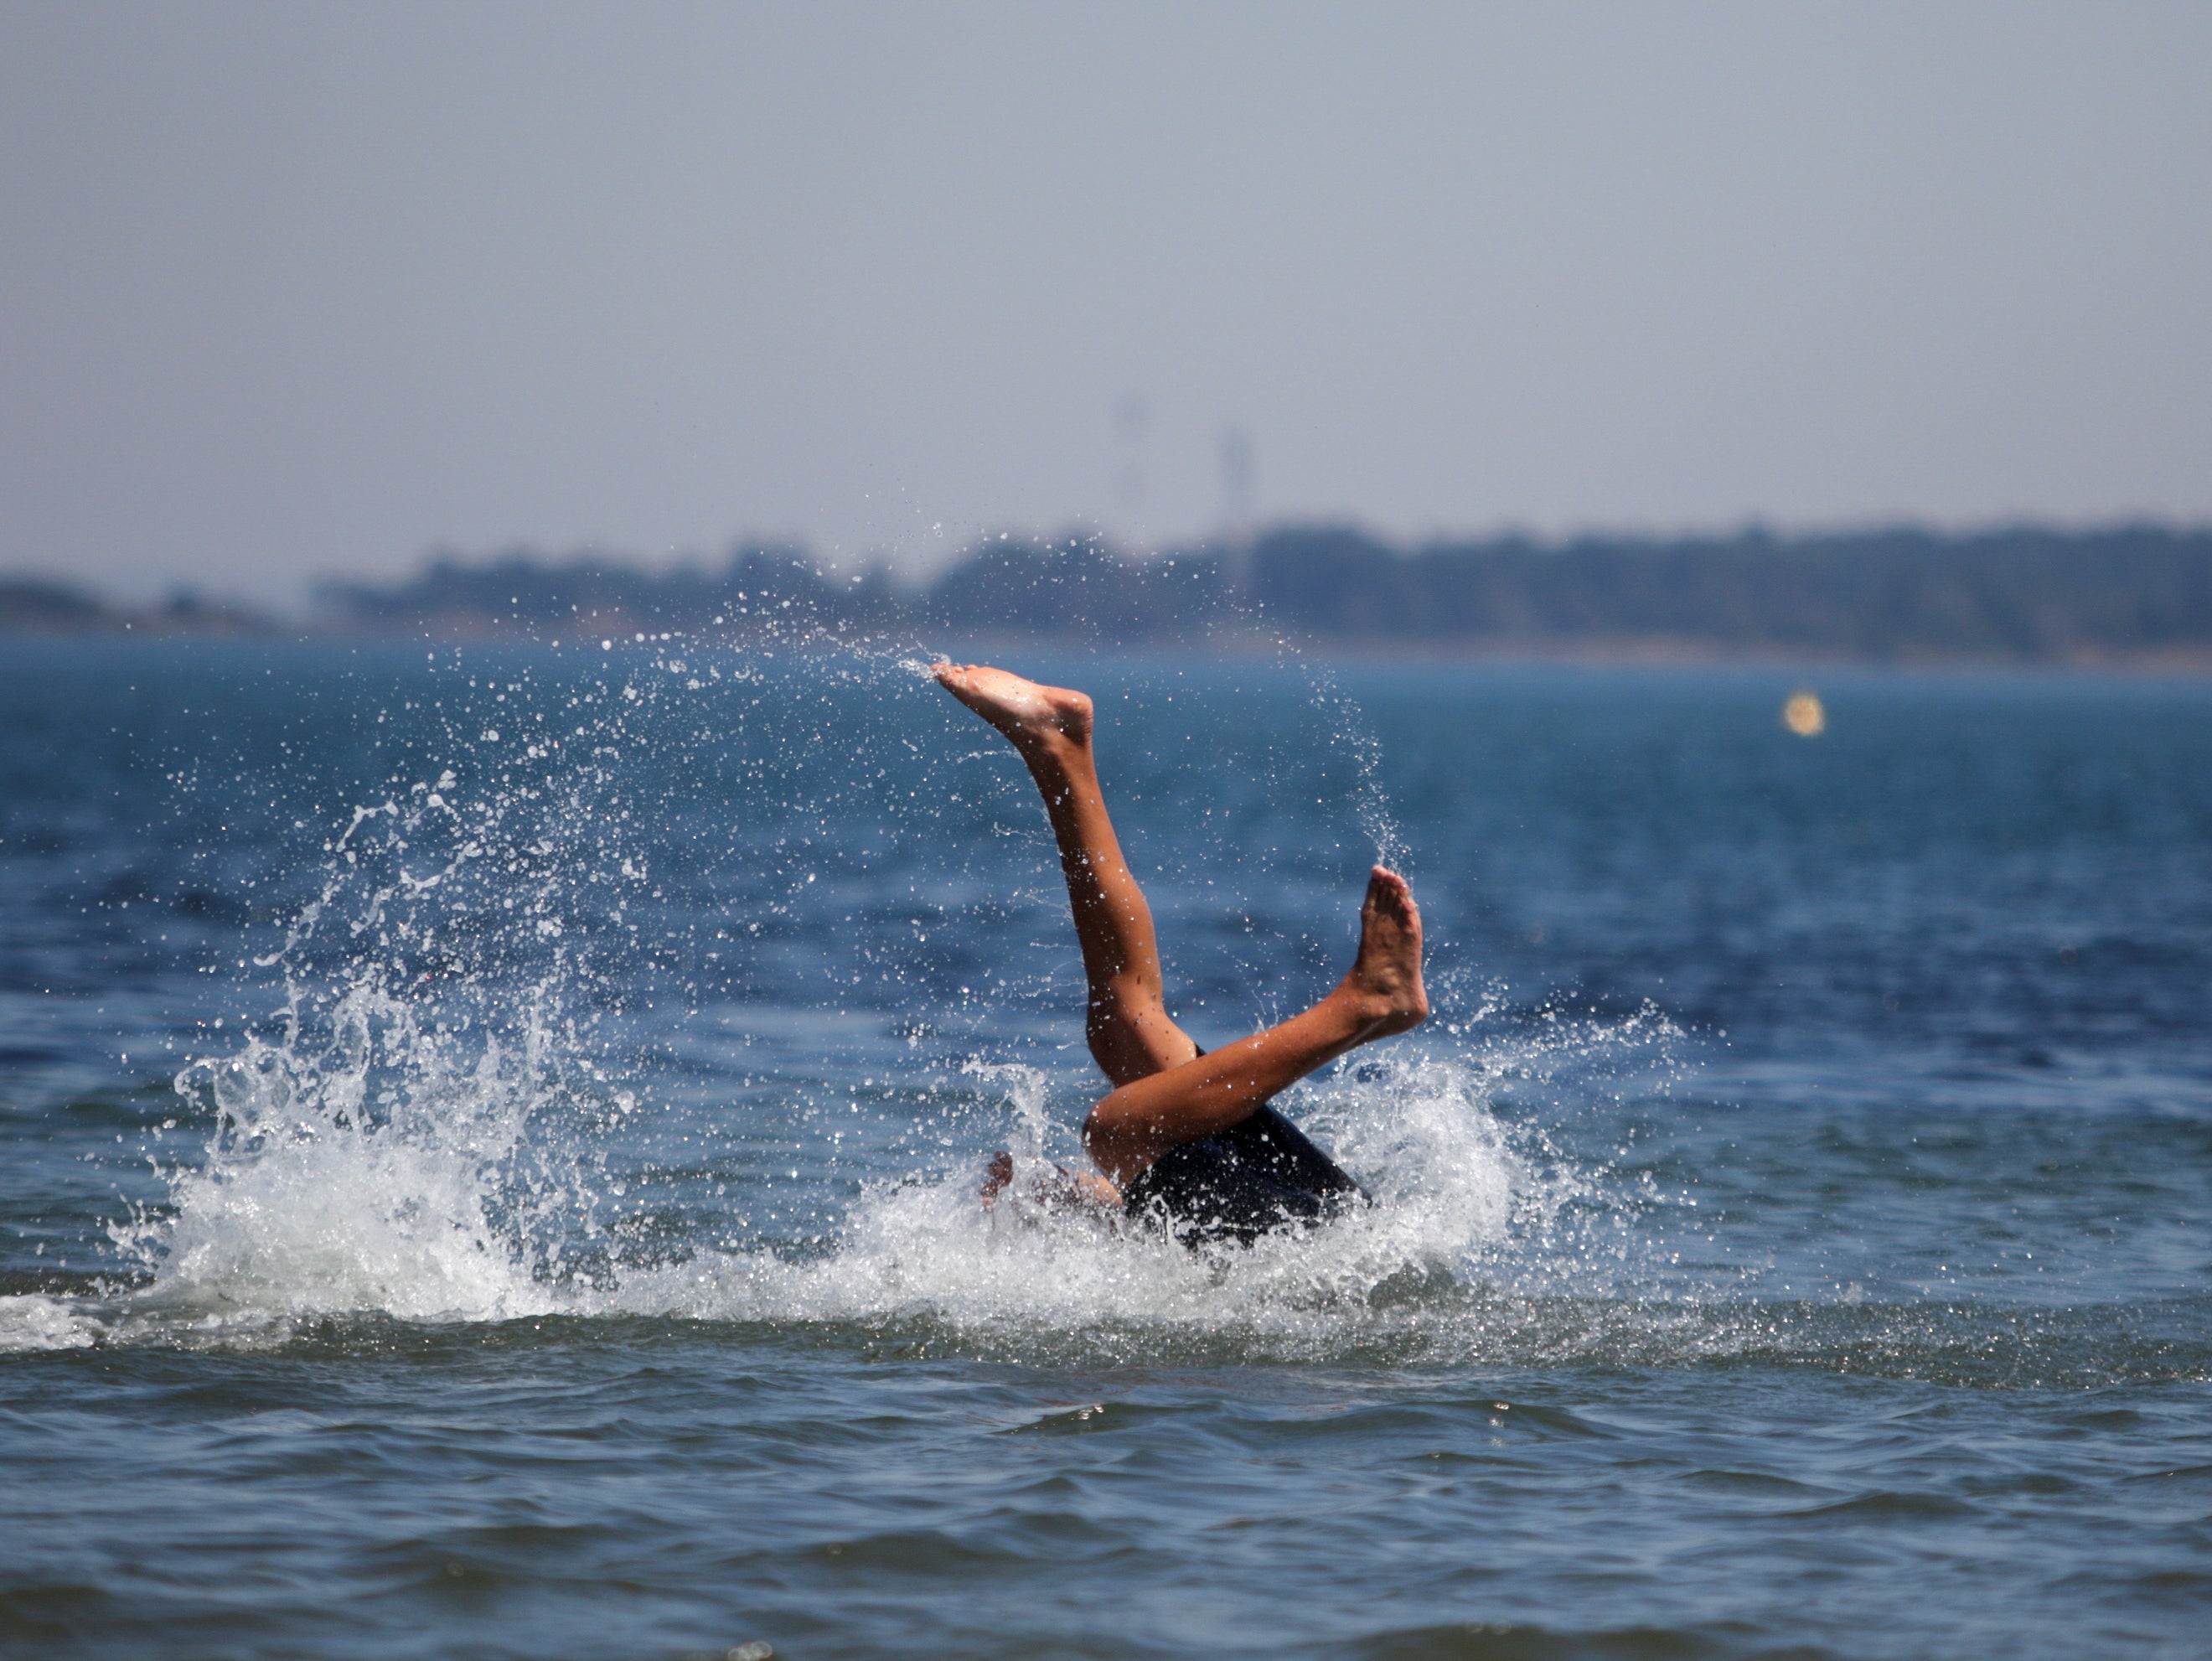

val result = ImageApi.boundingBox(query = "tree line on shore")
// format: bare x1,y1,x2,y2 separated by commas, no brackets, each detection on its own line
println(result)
8,521,2212,664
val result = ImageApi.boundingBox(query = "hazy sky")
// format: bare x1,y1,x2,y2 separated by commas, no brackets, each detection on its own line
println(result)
3,2,2209,598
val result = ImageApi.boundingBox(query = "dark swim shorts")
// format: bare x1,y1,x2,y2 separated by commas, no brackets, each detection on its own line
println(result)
1121,1104,1367,1248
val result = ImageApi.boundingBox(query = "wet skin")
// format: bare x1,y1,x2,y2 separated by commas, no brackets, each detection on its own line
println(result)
934,662,1426,1190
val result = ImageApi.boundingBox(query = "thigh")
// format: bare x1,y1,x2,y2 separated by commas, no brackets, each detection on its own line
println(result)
1085,996,1202,1088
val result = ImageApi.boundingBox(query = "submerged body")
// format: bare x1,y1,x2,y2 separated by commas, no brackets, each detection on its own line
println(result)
935,662,1424,1245
1123,1102,1367,1246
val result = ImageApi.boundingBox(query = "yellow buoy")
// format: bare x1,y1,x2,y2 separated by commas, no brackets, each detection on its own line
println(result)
1782,690,1826,737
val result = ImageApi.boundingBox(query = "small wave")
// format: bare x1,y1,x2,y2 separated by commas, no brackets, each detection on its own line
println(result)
0,1293,102,1352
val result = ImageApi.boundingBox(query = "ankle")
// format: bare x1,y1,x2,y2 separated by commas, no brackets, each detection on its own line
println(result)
1022,734,1093,790
1326,979,1397,1035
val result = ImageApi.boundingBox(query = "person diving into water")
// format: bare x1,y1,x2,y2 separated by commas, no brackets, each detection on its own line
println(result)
934,663,1429,1246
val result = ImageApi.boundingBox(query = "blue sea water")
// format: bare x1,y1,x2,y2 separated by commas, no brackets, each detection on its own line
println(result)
1,639,2209,1659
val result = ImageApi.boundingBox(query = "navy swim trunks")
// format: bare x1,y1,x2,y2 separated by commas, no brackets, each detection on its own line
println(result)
1121,1104,1366,1247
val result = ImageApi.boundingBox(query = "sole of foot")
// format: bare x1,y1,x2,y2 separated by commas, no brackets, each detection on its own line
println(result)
933,662,1093,748
1349,866,1428,1036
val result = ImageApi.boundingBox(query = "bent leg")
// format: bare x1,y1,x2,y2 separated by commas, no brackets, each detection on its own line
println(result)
1082,867,1427,1187
935,663,1200,1086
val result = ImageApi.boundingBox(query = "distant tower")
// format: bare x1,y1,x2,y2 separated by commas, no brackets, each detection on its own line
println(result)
1217,424,1254,541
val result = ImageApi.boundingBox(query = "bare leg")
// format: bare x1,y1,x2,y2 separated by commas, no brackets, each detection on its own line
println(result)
934,663,1201,1086
1081,867,1427,1186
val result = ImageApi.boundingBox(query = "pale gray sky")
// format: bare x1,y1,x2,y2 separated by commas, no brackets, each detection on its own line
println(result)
3,1,2208,598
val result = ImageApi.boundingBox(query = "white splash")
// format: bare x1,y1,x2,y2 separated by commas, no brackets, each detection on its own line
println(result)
37,645,1683,1357
587,1048,1541,1338
77,993,1666,1358
0,1294,101,1352
125,985,580,1323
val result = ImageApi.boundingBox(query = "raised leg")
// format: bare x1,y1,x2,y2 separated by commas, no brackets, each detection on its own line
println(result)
1080,867,1427,1186
934,663,1201,1086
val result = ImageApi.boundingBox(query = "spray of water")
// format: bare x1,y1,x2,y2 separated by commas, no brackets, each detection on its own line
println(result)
1296,659,1410,873
28,633,1691,1358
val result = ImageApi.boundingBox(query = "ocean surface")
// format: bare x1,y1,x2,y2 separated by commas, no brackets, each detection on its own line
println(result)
2,639,2209,1659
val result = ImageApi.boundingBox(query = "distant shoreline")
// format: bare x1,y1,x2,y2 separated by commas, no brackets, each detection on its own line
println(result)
10,519,2212,672
12,629,2212,680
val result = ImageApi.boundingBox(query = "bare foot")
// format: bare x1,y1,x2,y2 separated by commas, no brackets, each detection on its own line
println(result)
1340,866,1429,1037
933,662,1093,753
